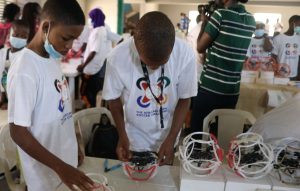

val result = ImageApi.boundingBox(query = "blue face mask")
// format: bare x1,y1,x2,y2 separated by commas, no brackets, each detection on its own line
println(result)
44,23,63,58
88,18,94,28
254,29,264,37
9,37,27,49
294,26,300,34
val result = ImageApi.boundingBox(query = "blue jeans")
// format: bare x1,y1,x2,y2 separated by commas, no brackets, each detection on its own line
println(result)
190,88,239,140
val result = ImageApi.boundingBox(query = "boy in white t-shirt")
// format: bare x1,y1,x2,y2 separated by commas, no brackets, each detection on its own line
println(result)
0,20,29,110
8,0,95,190
272,15,300,79
72,25,90,56
103,12,197,166
245,21,273,61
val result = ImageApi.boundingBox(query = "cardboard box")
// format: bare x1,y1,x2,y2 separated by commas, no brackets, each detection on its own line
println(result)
222,164,272,191
241,77,256,84
179,162,225,191
242,71,260,78
260,71,274,79
273,77,290,85
256,78,274,85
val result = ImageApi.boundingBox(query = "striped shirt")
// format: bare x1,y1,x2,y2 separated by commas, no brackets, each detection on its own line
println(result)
200,5,256,95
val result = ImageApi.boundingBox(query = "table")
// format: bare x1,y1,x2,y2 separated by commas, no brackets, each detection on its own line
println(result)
57,157,180,191
61,59,82,113
237,83,300,119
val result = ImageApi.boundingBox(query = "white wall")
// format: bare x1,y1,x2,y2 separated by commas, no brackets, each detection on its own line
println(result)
159,4,300,32
86,0,118,33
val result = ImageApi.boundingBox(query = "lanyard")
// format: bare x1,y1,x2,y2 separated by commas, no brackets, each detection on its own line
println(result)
141,61,165,129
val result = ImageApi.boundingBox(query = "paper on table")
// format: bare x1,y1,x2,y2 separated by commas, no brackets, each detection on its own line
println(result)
267,90,293,107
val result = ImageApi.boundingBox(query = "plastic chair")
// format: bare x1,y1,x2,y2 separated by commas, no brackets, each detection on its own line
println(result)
203,109,257,154
73,107,115,155
0,124,26,191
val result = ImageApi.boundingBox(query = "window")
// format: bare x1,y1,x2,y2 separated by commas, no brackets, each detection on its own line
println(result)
253,13,282,36
0,0,18,23
188,11,199,32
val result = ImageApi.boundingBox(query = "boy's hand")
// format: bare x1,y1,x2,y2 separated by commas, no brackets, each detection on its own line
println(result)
116,136,132,162
157,137,175,166
77,65,84,72
78,147,84,167
56,163,95,191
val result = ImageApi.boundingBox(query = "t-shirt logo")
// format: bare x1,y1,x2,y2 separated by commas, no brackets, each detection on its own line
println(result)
286,43,291,48
136,77,170,108
293,50,298,55
252,49,257,54
54,76,69,112
286,50,291,55
293,44,298,49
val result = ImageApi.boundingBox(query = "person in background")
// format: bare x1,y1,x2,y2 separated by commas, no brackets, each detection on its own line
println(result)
245,21,273,61
190,0,256,139
185,15,204,134
272,15,300,80
103,12,197,166
22,2,42,44
265,18,270,35
180,13,188,32
0,20,29,110
98,14,123,91
77,8,107,108
8,0,95,190
72,25,90,56
273,18,284,37
247,92,300,144
175,23,182,32
0,3,20,49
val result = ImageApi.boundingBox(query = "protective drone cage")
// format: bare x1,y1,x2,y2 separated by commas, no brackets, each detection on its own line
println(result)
73,173,114,191
123,151,158,181
226,133,274,179
260,57,277,72
273,137,300,185
177,132,224,177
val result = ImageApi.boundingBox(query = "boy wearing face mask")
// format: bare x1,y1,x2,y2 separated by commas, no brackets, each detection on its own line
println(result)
272,15,300,79
0,20,29,110
7,0,95,190
245,21,273,62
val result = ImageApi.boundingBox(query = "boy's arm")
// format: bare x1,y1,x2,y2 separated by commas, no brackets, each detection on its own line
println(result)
109,98,132,161
10,123,95,191
263,34,273,52
157,98,191,166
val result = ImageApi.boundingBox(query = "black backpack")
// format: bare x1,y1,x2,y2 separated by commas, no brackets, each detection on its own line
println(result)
85,114,119,160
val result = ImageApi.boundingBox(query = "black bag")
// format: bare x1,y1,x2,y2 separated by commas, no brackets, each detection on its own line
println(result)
85,114,119,160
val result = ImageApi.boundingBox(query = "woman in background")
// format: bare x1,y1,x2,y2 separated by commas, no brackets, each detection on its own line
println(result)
22,2,42,44
0,3,20,49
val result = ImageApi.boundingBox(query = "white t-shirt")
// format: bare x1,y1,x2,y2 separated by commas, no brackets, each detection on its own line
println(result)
274,23,283,32
272,34,300,77
248,92,300,144
246,38,272,60
83,26,107,75
105,24,122,54
103,37,198,152
0,47,20,92
72,25,90,56
7,48,77,190
186,22,203,80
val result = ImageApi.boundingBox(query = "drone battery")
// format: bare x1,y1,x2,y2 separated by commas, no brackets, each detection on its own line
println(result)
274,77,290,85
241,77,256,84
256,78,274,85
260,71,274,79
241,70,259,78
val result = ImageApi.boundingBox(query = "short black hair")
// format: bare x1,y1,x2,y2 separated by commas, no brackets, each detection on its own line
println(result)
12,20,30,30
289,15,300,25
134,11,175,62
3,3,20,22
41,0,85,26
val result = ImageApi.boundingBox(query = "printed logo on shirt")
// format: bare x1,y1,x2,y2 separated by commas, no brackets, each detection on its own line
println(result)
251,44,264,56
293,44,298,49
286,43,291,48
54,76,69,112
293,50,298,55
136,77,170,108
286,50,291,55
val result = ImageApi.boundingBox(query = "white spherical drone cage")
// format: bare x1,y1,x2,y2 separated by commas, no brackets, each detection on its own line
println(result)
123,152,158,181
177,132,224,177
272,137,300,185
226,133,274,179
